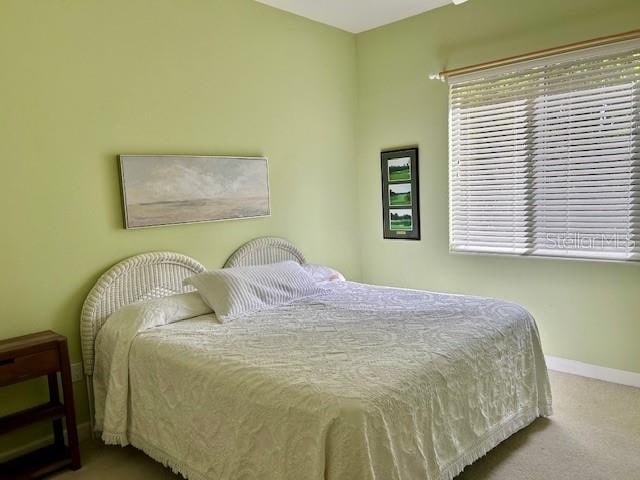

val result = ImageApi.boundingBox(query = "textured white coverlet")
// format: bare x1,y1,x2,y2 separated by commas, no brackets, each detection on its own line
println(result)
94,282,552,480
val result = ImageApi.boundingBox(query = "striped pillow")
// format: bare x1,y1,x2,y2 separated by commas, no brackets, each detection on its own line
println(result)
184,261,325,321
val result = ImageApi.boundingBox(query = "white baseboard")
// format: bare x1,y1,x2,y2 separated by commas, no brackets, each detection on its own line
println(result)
0,421,91,463
545,355,640,389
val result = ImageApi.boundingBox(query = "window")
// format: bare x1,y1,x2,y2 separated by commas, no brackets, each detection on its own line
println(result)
449,43,640,262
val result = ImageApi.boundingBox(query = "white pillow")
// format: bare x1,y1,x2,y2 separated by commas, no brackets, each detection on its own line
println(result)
99,292,214,333
301,263,345,283
184,261,326,321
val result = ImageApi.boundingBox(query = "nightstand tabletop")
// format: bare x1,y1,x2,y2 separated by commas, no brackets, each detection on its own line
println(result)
0,330,66,358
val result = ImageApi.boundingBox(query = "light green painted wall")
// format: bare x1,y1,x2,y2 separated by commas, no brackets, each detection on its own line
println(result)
355,0,640,374
0,0,358,450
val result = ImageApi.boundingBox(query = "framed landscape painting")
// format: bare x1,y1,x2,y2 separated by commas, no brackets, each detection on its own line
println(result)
119,155,270,229
381,148,420,240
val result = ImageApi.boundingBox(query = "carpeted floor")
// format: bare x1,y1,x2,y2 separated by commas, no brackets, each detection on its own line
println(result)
48,371,640,480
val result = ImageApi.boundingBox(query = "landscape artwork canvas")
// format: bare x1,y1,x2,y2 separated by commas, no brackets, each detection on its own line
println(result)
120,155,270,228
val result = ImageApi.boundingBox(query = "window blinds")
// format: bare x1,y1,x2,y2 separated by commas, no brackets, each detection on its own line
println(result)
449,44,640,262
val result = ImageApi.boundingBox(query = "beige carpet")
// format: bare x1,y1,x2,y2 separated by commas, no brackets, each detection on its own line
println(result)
48,371,640,480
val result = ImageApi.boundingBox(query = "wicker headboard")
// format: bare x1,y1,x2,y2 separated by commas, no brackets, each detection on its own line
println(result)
81,238,303,429
224,237,306,267
80,252,205,377
81,239,303,375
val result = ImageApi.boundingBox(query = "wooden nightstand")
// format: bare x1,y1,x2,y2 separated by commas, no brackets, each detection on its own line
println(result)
0,331,81,479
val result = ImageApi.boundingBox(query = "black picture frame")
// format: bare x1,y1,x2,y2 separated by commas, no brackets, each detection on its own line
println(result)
381,148,420,240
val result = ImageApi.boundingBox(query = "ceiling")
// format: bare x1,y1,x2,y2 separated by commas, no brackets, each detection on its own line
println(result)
254,0,458,34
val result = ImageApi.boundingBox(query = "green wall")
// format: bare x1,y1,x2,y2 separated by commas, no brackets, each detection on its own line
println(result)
355,0,640,374
0,0,358,451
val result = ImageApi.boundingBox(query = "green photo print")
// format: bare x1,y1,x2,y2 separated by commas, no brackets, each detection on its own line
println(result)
381,148,420,240
389,209,413,231
387,157,411,181
389,183,412,206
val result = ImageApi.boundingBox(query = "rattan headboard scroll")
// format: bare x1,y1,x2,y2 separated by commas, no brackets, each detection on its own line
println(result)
224,237,306,268
80,251,205,376
80,240,306,430
81,239,304,376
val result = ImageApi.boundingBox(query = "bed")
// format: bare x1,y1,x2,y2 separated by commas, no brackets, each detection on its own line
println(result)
80,237,552,480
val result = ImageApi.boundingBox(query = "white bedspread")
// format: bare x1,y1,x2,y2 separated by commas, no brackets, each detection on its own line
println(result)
94,282,552,480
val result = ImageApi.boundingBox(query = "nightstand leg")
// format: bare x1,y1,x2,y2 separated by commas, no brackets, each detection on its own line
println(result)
58,341,81,470
47,373,64,447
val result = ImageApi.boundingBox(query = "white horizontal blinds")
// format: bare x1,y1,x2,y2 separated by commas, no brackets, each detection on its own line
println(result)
450,46,640,261
532,67,640,260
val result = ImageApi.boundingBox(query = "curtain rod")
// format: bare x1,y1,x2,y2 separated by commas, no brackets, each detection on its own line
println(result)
429,28,640,81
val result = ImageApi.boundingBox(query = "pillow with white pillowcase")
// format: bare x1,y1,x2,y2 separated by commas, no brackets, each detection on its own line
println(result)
184,261,326,322
301,263,345,283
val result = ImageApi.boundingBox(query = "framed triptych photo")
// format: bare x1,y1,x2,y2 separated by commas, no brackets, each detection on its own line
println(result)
381,148,420,240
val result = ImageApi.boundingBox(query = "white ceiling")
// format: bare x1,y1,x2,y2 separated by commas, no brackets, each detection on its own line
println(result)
254,0,457,34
